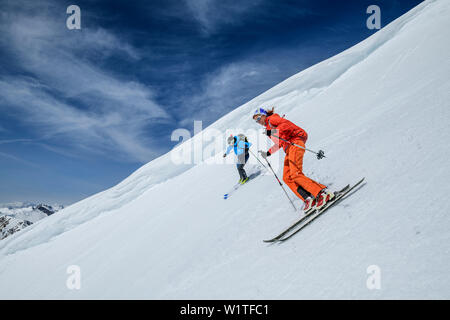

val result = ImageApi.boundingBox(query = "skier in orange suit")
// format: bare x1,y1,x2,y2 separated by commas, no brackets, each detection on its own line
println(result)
253,107,333,211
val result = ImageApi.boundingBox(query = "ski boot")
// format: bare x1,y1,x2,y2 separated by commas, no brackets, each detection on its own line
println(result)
315,188,335,210
303,197,316,212
240,177,249,184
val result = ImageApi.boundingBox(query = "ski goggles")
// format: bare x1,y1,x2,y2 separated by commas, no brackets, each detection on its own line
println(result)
253,108,267,121
254,115,262,122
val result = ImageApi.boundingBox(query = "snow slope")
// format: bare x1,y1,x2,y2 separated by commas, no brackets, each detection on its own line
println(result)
0,0,449,299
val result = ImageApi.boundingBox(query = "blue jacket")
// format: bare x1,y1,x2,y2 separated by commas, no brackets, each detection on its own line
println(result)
226,136,252,156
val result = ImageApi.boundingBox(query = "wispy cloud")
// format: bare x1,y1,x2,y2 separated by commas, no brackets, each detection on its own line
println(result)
0,76,167,162
0,139,34,145
0,0,171,163
183,0,264,35
178,54,295,128
0,151,40,168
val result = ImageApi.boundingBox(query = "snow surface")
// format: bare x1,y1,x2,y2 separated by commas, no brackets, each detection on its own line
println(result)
0,0,449,299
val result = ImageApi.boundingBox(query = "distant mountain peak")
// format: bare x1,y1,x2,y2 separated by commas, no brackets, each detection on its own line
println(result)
0,202,64,240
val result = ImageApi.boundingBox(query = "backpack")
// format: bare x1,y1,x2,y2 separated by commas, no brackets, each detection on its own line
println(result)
237,134,249,152
237,133,248,143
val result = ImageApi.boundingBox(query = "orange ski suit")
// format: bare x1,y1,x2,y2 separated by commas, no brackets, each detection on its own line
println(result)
265,113,326,201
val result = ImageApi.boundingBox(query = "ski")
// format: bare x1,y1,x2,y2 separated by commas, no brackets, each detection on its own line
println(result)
223,170,263,200
223,182,241,200
277,177,365,242
263,183,351,243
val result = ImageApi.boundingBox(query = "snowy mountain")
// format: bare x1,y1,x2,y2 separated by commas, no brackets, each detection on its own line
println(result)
0,202,63,240
0,0,449,299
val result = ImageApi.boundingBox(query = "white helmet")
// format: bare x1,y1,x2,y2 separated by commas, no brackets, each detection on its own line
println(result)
253,108,267,117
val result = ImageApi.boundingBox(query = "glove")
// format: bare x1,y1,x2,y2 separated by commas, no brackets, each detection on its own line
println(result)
258,150,270,159
265,129,272,137
223,153,227,158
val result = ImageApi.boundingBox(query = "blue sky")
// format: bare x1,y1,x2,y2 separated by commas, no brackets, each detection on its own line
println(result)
0,0,422,205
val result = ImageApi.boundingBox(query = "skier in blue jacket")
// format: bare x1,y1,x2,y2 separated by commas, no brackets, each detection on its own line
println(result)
223,134,252,184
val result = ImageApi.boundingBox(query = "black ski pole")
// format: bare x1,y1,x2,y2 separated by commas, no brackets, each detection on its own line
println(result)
272,134,325,159
263,157,297,212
